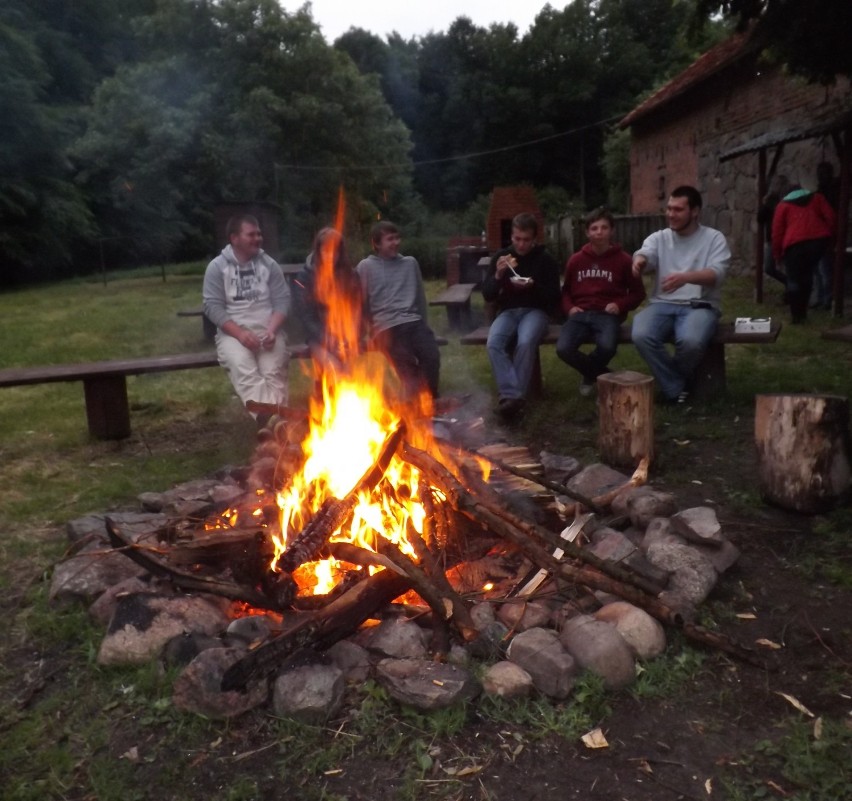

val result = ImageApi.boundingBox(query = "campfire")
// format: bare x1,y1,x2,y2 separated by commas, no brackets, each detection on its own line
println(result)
53,207,773,718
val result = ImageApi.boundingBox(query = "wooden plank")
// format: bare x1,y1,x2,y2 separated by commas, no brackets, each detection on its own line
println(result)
0,345,314,388
821,325,852,343
429,283,476,306
460,321,782,346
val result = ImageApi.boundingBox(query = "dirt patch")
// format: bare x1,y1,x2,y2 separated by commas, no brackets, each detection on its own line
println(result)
2,409,850,801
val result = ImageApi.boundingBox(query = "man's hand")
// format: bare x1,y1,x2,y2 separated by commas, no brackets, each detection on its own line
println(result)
496,255,517,278
260,330,276,350
632,256,647,278
237,328,262,352
661,273,688,293
604,302,620,315
569,306,582,316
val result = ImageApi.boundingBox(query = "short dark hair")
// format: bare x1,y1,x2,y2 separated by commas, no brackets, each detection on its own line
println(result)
583,207,615,229
371,220,400,247
670,185,702,209
226,214,260,239
511,212,538,236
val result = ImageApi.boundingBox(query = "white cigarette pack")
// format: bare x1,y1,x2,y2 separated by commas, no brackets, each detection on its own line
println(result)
734,317,771,334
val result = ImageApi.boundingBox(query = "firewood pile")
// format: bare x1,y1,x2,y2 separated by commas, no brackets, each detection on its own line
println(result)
49,405,772,721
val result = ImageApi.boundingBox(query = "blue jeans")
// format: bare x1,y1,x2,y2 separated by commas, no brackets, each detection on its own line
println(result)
486,308,550,399
556,311,620,382
631,302,719,400
373,320,441,399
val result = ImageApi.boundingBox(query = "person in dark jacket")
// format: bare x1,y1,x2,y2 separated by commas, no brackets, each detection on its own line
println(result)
772,187,836,323
556,208,646,396
481,212,561,419
292,227,362,374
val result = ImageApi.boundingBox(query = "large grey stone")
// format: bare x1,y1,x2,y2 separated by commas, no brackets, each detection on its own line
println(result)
375,658,480,710
644,539,718,605
97,593,230,666
558,614,636,689
594,601,667,659
506,627,576,699
272,663,345,724
326,640,371,683
566,464,630,501
671,507,725,547
496,599,552,632
482,661,534,699
628,490,678,529
362,618,428,659
66,511,168,546
172,647,267,719
50,546,146,605
539,451,583,486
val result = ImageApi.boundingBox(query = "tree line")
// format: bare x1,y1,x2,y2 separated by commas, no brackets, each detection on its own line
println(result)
15,0,829,286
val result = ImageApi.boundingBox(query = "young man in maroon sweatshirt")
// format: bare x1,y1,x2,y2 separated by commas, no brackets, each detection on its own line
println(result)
556,208,646,395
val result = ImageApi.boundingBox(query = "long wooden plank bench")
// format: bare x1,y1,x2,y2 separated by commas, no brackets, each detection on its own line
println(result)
429,283,477,330
0,345,309,441
460,320,782,398
0,333,450,440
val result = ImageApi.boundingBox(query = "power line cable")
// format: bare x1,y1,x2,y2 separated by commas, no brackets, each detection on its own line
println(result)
275,112,624,172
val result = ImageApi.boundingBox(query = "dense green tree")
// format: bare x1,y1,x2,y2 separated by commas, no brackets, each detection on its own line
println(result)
693,0,852,84
72,0,415,261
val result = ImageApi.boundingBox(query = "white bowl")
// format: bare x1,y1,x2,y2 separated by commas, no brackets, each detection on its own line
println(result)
510,275,531,286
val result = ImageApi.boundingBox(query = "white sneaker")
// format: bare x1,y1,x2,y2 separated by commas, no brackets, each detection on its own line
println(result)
579,381,594,397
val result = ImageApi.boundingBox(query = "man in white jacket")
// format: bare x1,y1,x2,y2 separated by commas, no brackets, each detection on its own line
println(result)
203,215,291,420
631,186,730,404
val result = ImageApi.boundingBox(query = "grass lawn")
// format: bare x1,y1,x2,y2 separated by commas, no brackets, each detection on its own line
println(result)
1,265,851,800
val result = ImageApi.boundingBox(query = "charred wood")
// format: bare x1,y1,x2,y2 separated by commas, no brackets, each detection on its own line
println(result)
221,569,411,691
105,517,278,611
399,445,770,669
274,423,405,574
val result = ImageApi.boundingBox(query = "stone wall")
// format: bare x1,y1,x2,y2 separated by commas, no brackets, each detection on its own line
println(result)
627,60,851,273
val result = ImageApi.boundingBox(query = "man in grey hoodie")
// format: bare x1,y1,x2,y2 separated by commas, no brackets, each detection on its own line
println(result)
202,214,291,418
356,221,440,399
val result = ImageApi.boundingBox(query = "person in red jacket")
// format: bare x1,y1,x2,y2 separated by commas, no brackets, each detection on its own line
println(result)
772,187,836,323
556,208,646,395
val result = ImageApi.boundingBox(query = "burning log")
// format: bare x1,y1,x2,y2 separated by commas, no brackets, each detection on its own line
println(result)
436,447,662,596
465,445,605,513
105,517,278,610
221,568,411,691
399,444,771,668
274,422,406,576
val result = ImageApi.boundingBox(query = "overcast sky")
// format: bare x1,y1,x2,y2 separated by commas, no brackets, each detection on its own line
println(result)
280,1,549,42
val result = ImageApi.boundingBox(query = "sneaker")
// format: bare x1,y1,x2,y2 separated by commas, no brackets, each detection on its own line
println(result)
579,380,595,398
676,391,690,405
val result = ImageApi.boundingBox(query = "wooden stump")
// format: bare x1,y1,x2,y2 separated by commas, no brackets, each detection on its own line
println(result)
598,370,655,468
755,393,852,513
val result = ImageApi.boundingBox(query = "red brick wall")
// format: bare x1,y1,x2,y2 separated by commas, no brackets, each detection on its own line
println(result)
486,187,544,251
627,60,850,272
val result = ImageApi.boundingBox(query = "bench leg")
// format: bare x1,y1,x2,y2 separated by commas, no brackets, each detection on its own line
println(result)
202,313,217,341
83,376,131,440
529,349,544,397
691,343,726,400
445,302,472,331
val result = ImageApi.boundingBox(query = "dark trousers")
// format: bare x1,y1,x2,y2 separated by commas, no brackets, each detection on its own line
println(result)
373,320,441,399
784,238,829,321
556,311,620,382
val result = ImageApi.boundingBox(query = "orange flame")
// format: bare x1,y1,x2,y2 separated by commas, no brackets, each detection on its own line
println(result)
270,193,437,595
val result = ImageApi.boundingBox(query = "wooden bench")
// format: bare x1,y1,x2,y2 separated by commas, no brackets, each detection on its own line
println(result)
429,283,477,330
460,320,782,398
821,325,852,343
0,345,311,441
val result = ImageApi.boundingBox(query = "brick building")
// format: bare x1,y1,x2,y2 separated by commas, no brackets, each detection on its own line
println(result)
619,29,852,275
